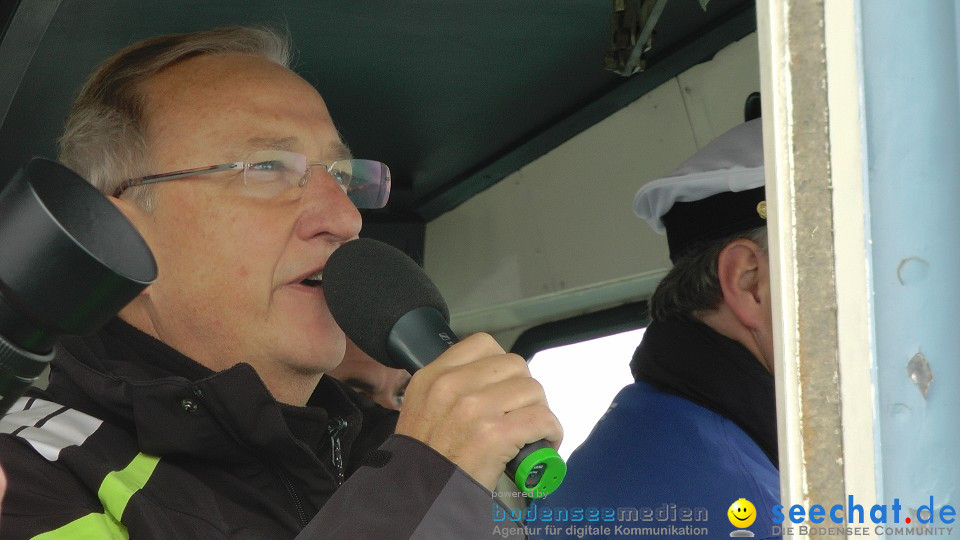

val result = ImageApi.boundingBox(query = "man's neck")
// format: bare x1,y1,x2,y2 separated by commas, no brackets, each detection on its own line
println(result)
118,304,321,406
697,307,772,373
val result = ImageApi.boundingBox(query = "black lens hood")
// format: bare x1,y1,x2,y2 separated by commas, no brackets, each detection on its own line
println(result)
0,158,157,352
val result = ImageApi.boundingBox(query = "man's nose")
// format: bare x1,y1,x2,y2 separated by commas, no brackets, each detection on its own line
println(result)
294,167,362,241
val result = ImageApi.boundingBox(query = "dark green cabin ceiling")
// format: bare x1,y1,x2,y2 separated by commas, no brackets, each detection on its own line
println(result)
0,0,755,232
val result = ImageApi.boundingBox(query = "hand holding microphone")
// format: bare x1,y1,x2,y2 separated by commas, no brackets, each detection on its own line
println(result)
323,239,566,498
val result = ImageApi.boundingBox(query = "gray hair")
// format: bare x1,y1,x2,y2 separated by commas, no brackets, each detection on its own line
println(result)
649,227,768,322
57,26,292,209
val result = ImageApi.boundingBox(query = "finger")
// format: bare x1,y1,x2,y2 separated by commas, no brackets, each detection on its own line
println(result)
496,404,565,459
427,333,505,369
399,362,536,436
448,375,548,420
424,352,530,394
397,370,549,450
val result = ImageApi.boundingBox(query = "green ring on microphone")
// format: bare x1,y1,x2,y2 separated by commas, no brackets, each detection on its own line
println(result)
513,448,566,498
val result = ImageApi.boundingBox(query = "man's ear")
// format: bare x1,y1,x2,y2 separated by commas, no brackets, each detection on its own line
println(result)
107,195,155,297
716,239,767,331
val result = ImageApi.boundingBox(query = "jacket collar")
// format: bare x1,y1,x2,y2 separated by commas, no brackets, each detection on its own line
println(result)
45,318,394,468
630,317,778,466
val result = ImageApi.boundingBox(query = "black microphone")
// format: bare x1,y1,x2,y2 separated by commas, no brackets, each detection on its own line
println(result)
323,238,565,498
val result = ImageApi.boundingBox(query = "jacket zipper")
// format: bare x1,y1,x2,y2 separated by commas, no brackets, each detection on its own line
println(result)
276,467,308,528
190,387,309,528
327,416,347,486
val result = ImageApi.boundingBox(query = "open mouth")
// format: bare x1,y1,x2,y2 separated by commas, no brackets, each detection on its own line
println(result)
300,271,323,288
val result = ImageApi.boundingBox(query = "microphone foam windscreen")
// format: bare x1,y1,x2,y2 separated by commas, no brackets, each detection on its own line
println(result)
323,238,450,367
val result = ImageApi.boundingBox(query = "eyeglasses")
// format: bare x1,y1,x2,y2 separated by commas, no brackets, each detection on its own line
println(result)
112,150,391,209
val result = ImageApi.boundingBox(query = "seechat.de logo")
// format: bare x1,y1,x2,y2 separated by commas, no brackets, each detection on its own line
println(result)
772,496,958,537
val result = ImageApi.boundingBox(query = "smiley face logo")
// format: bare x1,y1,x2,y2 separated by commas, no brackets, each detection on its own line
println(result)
727,498,757,528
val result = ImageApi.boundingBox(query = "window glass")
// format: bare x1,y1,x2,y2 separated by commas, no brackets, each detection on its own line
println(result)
527,328,645,460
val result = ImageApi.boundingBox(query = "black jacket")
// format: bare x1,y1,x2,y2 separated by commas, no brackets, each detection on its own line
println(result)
0,319,520,539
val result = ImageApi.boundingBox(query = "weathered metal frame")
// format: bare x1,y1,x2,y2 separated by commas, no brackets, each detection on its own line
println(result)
758,0,878,534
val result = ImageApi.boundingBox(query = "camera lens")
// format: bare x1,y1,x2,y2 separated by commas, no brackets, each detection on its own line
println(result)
0,158,156,414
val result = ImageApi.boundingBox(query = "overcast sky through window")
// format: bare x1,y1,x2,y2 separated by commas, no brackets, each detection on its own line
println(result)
528,328,646,460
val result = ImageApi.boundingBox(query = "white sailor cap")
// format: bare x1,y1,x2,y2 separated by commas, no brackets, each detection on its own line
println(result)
632,118,766,262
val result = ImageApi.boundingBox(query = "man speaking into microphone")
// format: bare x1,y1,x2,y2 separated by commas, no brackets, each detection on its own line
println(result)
0,26,561,539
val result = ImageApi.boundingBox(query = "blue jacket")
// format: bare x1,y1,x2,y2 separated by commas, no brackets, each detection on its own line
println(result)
528,380,780,539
